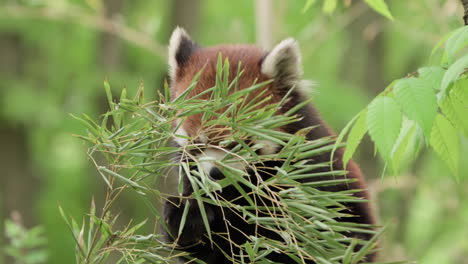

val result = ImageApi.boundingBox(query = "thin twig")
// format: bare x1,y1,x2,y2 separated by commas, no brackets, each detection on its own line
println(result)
0,4,167,58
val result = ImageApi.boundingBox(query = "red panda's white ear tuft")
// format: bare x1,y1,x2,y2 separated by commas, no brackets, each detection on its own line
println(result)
261,38,302,80
168,27,197,81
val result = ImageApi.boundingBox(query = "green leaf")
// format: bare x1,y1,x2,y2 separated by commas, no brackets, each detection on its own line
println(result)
364,0,394,20
391,119,417,172
178,201,191,237
440,53,468,97
333,111,362,167
322,0,337,14
343,110,367,167
302,0,317,13
367,97,402,161
454,78,468,102
394,78,437,137
98,166,147,191
431,31,452,58
445,26,468,62
243,241,255,260
440,79,468,136
104,80,114,110
418,66,445,90
430,114,460,179
351,226,383,263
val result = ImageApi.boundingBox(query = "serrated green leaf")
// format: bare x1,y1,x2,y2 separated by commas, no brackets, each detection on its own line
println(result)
431,31,452,58
430,114,460,179
418,66,445,90
322,0,337,14
391,119,417,173
394,78,437,137
440,53,468,98
440,79,468,136
343,111,367,167
367,97,402,161
365,0,394,20
453,78,468,103
445,26,468,62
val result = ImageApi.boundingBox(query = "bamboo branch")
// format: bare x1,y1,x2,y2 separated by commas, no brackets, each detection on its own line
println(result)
0,4,167,58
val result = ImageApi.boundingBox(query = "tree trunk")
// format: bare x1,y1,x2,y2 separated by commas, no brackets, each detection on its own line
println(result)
255,0,274,49
169,0,201,36
99,0,124,70
0,32,40,260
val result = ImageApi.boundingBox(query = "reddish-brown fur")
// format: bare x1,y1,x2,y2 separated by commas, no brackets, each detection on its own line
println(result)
165,33,377,263
174,45,373,215
173,45,277,139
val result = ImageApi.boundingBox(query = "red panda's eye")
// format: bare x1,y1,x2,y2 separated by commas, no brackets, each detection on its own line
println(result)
209,167,224,180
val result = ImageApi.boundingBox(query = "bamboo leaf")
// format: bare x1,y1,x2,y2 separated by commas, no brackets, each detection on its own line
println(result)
104,80,114,110
98,166,147,191
178,201,190,237
351,226,382,263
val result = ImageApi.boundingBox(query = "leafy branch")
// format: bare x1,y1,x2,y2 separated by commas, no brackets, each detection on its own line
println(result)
67,56,386,263
336,25,468,179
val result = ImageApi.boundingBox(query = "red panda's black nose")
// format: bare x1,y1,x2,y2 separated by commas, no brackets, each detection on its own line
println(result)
209,167,224,180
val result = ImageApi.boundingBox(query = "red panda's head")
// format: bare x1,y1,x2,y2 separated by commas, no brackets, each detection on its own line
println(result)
168,28,307,172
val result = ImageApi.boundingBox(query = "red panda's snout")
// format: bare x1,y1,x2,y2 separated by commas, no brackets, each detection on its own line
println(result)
172,119,276,178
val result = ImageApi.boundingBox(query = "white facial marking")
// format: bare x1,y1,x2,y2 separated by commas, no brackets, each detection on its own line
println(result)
168,27,190,81
174,126,189,147
197,149,225,174
255,139,279,155
196,148,246,175
261,38,302,78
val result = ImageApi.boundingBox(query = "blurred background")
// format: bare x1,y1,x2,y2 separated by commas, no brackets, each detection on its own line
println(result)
0,0,467,263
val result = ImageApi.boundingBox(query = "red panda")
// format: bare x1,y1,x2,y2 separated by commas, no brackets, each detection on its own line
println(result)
163,27,376,263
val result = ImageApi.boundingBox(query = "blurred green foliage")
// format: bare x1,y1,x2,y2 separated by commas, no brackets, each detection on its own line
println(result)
0,0,467,263
4,218,47,264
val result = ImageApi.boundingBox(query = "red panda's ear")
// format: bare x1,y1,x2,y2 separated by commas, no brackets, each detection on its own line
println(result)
261,38,302,82
168,27,198,81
